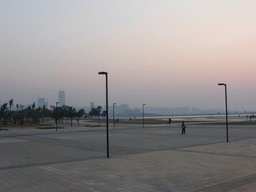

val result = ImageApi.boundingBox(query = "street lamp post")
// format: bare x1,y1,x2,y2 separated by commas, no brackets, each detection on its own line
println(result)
21,105,24,129
113,103,116,129
56,102,59,132
218,83,228,142
70,106,73,127
97,105,101,127
98,71,109,158
142,104,146,128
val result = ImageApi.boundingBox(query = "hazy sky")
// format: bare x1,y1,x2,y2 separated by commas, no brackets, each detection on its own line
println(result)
1,0,256,111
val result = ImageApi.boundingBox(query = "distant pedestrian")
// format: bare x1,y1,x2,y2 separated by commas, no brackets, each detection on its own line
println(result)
181,121,186,134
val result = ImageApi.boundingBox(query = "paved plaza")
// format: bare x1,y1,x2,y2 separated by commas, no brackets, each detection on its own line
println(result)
0,122,256,191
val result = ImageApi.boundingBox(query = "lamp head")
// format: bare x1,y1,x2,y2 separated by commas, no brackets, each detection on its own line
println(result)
218,83,226,86
113,103,116,105
98,71,107,75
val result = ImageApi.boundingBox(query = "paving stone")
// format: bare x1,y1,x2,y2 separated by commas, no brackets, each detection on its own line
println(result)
0,124,255,191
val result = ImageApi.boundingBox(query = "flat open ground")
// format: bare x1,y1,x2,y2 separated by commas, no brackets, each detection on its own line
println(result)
1,117,256,191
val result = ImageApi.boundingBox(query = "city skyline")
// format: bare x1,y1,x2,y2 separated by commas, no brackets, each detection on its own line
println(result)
1,1,256,112
1,94,253,116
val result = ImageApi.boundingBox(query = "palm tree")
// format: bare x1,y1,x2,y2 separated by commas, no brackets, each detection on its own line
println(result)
89,106,102,126
59,105,67,124
26,106,31,122
69,107,77,127
63,105,69,124
96,106,102,126
76,108,85,125
42,105,46,122
1,103,8,125
32,102,36,109
13,104,19,124
9,99,13,111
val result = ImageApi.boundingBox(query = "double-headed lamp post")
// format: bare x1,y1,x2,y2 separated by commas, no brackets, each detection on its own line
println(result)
113,103,116,130
56,102,59,132
142,104,146,128
218,83,228,142
98,71,109,158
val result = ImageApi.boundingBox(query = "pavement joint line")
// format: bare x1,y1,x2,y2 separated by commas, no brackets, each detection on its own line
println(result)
173,148,256,159
0,129,107,138
196,172,256,192
0,155,106,171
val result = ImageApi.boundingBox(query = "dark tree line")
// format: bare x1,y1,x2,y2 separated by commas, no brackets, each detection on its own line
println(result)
88,106,107,126
0,99,86,126
50,105,85,126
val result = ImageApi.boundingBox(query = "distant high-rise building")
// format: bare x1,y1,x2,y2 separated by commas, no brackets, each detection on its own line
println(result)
37,98,48,109
90,102,94,109
58,91,65,107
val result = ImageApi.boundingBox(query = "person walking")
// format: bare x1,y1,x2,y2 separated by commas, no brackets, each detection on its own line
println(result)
181,121,186,134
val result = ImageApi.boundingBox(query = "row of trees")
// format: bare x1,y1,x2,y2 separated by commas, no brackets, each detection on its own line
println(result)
51,105,85,125
88,106,107,126
0,100,38,125
0,99,88,126
88,106,106,118
0,99,108,126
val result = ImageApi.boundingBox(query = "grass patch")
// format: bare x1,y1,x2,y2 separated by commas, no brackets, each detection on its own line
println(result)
0,122,39,127
37,123,52,126
0,128,9,131
84,124,102,127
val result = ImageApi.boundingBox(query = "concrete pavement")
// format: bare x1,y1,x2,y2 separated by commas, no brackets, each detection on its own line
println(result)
0,123,256,191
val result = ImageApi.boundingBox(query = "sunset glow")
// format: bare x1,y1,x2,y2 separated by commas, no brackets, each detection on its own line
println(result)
1,0,256,111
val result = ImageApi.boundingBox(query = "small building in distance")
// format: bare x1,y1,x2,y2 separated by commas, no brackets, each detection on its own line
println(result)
58,90,65,107
37,98,48,109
